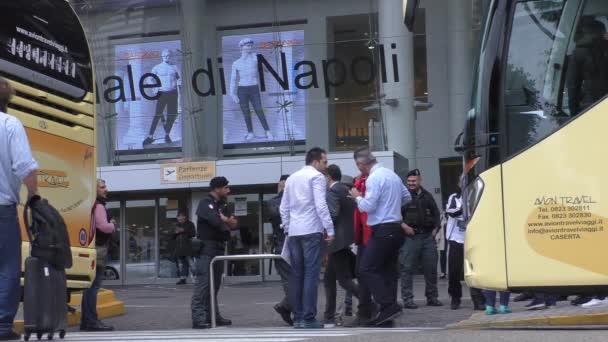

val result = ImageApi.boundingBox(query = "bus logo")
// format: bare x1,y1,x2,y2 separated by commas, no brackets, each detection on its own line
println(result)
78,228,87,247
38,169,70,188
38,120,47,130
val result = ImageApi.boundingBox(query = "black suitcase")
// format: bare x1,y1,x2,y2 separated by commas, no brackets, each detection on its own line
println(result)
23,256,67,341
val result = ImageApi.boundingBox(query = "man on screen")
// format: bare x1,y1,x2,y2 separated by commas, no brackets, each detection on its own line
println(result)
229,38,274,142
143,49,181,147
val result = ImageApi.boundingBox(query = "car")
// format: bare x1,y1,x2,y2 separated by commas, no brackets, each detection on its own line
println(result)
104,259,180,280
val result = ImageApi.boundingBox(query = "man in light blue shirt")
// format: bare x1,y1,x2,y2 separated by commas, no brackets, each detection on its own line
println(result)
0,77,38,341
349,147,410,327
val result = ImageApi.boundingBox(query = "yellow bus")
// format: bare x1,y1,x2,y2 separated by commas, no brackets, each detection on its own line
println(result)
457,0,608,293
0,1,97,290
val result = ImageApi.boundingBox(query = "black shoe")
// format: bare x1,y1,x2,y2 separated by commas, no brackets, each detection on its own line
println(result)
571,296,592,306
473,303,485,311
216,316,232,326
176,279,186,285
345,315,371,328
402,301,418,309
143,137,154,146
344,305,353,317
427,298,443,307
526,298,547,310
274,304,294,326
192,322,211,329
81,321,114,331
0,331,20,341
514,293,533,302
165,135,172,144
451,298,461,310
370,304,402,327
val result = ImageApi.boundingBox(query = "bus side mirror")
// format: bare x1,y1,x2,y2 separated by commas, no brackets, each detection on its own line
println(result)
403,0,420,32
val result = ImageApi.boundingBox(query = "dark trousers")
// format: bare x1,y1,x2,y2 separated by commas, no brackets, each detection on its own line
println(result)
359,224,404,311
176,256,191,279
288,233,323,323
400,232,439,302
323,248,360,320
447,241,484,305
81,266,104,326
440,239,447,274
191,241,224,325
274,236,292,311
447,240,464,299
237,85,269,132
355,245,374,318
0,205,21,334
149,90,178,136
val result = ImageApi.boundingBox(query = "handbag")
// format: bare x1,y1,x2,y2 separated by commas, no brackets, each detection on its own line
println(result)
96,245,108,269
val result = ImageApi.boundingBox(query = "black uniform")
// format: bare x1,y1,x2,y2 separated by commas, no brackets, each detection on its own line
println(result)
191,194,230,327
399,187,442,306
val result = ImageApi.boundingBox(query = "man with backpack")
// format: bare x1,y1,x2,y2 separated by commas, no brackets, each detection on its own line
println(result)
0,77,39,341
80,179,116,332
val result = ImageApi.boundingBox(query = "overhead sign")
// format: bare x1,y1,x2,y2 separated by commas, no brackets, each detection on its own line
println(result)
160,162,215,184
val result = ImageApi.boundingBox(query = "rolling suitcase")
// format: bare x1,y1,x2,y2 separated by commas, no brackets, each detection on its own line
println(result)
23,256,67,341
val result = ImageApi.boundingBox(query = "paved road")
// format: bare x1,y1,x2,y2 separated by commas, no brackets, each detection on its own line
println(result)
65,278,608,341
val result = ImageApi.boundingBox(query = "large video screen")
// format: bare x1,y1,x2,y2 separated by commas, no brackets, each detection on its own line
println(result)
222,30,306,147
113,40,183,152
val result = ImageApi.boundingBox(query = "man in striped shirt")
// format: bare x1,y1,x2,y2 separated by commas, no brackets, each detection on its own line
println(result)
0,77,39,341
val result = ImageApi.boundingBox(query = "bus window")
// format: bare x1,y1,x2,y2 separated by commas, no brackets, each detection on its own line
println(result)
505,0,608,157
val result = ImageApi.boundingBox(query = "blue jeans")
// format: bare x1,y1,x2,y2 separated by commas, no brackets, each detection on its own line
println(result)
177,256,192,279
81,266,104,326
288,233,323,323
0,205,20,335
484,290,510,307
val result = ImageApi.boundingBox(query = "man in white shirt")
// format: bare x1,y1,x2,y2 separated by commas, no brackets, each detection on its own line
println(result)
280,147,334,329
143,49,181,147
229,38,273,142
0,77,38,340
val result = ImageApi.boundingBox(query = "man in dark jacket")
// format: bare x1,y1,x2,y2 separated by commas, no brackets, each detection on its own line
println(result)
323,165,360,326
174,211,196,285
400,169,443,309
191,177,238,329
267,175,293,325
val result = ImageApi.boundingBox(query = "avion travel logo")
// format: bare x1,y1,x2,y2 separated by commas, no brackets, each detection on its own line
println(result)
38,169,70,188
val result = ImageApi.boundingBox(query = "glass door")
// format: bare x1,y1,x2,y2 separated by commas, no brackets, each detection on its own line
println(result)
103,201,122,284
225,193,261,281
125,199,157,283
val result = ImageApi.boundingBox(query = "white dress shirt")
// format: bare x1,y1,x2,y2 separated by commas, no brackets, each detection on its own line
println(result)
280,165,335,237
0,112,38,205
151,62,181,92
355,163,411,226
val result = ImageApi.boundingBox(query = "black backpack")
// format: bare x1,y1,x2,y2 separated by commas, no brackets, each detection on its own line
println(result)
24,196,73,270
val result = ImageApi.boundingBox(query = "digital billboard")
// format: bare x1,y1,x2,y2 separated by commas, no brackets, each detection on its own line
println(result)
113,40,183,152
221,30,306,147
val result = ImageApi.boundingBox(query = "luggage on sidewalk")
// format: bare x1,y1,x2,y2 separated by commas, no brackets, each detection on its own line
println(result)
23,256,67,341
22,196,70,341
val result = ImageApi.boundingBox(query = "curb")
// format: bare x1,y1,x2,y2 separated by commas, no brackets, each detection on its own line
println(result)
14,289,125,334
449,311,608,329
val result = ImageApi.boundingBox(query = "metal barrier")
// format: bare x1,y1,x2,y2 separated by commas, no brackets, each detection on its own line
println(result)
209,254,284,328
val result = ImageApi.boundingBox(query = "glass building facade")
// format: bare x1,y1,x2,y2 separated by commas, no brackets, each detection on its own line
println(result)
71,0,489,284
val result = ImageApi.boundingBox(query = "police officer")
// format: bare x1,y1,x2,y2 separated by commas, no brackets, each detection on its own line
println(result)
191,176,238,329
267,174,293,325
400,169,443,309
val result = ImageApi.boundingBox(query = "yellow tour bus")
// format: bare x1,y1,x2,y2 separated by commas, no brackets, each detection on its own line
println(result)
1,1,97,291
455,0,608,293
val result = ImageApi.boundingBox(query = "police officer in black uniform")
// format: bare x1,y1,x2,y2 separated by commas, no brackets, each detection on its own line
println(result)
399,169,443,309
191,177,238,329
267,174,293,325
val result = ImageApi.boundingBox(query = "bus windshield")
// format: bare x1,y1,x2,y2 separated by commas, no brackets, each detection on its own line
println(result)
464,0,608,166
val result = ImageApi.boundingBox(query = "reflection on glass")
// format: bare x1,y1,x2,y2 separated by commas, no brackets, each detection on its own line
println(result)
125,200,156,282
226,195,260,277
